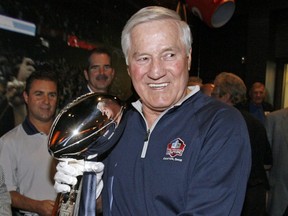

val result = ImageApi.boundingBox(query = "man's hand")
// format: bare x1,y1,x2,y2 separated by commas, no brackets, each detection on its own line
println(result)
36,200,55,216
54,159,104,199
10,191,55,216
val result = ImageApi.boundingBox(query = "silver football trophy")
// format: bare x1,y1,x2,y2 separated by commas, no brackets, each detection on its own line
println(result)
48,93,126,216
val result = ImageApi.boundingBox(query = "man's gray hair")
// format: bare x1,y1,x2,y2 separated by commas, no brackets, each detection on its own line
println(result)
121,6,193,64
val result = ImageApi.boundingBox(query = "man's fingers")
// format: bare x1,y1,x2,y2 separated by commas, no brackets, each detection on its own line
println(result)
54,171,78,186
54,181,71,193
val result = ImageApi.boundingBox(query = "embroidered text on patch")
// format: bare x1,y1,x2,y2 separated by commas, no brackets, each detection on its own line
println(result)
166,138,186,157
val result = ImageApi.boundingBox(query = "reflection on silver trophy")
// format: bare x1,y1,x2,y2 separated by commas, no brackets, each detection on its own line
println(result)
48,93,126,216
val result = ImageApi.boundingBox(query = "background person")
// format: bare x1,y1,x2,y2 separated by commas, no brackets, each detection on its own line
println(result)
6,57,36,126
0,75,14,137
212,72,272,216
0,165,12,216
200,82,215,96
60,46,116,216
81,47,115,95
241,82,274,124
187,76,203,86
0,69,59,216
265,107,288,216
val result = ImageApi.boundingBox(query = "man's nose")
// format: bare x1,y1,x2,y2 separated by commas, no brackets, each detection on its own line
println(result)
148,59,165,79
43,95,50,104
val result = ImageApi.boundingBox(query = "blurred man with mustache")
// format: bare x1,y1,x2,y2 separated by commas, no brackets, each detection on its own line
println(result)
82,47,115,95
76,47,115,216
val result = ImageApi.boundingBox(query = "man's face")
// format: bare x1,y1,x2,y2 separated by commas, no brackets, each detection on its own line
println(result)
127,19,191,113
84,53,115,93
99,105,113,120
250,86,265,105
23,79,58,123
97,99,122,125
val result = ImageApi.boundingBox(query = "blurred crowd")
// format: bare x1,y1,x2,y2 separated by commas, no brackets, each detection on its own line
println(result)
0,52,87,111
0,0,124,44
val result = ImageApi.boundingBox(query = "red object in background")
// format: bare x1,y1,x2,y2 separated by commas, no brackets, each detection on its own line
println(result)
186,0,236,28
67,35,96,50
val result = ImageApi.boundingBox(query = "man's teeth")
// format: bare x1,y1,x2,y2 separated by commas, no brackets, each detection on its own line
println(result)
149,83,168,88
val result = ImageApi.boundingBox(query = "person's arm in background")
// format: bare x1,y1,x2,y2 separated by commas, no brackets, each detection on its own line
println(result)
0,165,12,216
9,191,54,216
0,139,55,216
260,125,273,171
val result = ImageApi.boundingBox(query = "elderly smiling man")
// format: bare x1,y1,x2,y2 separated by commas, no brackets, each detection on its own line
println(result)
54,6,251,216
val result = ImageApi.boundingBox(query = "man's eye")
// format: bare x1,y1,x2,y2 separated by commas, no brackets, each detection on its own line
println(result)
49,93,57,98
163,53,175,60
90,66,99,71
137,57,149,62
104,65,112,70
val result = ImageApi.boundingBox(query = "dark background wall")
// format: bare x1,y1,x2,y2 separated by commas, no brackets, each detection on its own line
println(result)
191,0,288,85
188,0,288,108
1,0,288,107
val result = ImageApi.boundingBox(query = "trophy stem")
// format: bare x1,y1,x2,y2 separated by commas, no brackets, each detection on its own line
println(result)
78,171,97,216
52,177,82,216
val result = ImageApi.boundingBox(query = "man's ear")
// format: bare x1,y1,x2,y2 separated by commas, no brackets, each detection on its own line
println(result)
23,91,28,104
127,66,131,77
222,93,232,103
188,48,192,71
83,69,89,81
111,68,115,79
